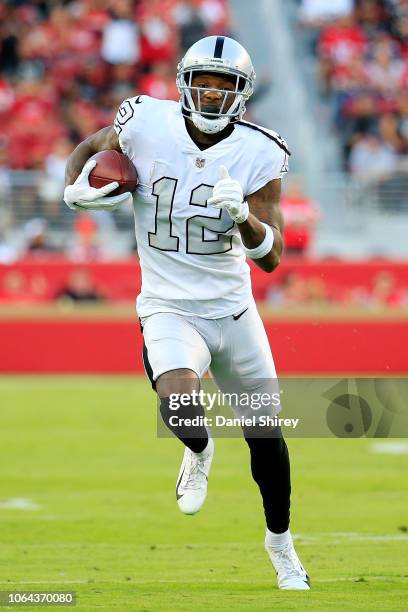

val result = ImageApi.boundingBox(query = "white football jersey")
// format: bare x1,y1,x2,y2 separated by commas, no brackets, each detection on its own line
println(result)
113,96,289,319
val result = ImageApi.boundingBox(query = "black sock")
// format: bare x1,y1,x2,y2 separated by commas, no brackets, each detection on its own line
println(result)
245,428,291,533
160,397,208,454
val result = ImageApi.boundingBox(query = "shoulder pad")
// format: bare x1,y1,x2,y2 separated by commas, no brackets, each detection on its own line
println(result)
114,95,145,134
237,121,291,156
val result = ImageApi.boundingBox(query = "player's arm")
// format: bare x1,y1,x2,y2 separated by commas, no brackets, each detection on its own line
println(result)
207,167,283,274
63,126,131,211
239,179,283,273
65,126,121,185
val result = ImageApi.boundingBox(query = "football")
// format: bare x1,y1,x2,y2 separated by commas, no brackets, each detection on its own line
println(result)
88,150,138,195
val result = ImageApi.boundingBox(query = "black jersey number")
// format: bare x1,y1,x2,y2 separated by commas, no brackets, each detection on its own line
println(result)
148,177,234,255
113,100,135,134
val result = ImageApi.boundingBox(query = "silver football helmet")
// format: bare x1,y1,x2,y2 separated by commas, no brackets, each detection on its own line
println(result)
176,36,256,134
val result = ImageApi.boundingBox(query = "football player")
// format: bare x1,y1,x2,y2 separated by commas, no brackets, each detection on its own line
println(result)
64,36,310,590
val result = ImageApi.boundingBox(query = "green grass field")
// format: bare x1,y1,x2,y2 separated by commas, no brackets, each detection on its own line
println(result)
0,376,407,611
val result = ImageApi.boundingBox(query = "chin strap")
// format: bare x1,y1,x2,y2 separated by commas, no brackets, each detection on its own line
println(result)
191,113,231,134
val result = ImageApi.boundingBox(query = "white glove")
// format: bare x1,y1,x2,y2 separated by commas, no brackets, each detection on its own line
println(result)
64,159,133,211
207,165,249,224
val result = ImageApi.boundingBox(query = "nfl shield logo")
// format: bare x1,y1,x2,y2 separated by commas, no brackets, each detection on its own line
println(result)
195,158,206,168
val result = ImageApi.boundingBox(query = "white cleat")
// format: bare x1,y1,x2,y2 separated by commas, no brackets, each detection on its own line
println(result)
176,438,214,515
265,531,311,590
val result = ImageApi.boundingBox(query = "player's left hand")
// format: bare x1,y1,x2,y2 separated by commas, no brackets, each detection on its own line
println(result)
64,159,133,211
207,166,249,224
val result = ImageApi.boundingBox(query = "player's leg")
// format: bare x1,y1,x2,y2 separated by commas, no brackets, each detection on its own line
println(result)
209,302,310,589
141,313,214,514
209,302,290,531
156,370,215,515
156,371,208,454
247,433,309,589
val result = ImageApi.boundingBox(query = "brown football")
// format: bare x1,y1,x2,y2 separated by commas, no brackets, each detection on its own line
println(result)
88,150,138,195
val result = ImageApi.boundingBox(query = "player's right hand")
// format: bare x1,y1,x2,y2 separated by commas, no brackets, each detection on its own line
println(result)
64,159,132,211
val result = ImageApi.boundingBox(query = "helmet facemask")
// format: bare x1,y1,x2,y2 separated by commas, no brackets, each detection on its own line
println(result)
177,68,253,134
176,36,256,134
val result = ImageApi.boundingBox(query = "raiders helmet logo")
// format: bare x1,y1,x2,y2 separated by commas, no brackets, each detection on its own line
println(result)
195,158,206,168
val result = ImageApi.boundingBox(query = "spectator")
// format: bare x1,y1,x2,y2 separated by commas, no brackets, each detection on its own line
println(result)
199,0,230,35
173,1,207,53
299,0,354,27
349,132,398,180
266,272,308,306
68,213,104,261
368,270,407,307
281,180,320,256
378,112,404,152
39,137,75,227
137,0,176,65
305,276,330,305
55,269,104,303
101,1,140,65
299,0,354,52
318,14,367,94
23,218,60,256
356,0,387,38
366,39,406,96
44,138,74,185
139,61,179,100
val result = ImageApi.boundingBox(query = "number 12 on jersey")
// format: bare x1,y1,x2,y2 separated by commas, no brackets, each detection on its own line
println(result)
148,177,235,255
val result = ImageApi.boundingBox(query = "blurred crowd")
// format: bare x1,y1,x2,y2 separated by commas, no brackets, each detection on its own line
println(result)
0,267,105,304
0,0,231,257
1,262,407,309
0,177,320,262
0,0,230,170
266,269,408,308
298,0,408,177
2,0,407,271
0,1,322,264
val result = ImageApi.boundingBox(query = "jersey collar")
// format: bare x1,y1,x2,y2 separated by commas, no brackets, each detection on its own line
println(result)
169,104,240,159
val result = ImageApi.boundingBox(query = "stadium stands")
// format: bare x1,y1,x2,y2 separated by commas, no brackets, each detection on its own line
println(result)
0,259,407,309
0,0,407,376
0,0,231,253
298,0,408,174
0,0,407,306
0,0,230,170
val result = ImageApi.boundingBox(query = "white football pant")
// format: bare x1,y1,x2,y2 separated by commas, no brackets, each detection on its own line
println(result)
140,300,281,418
